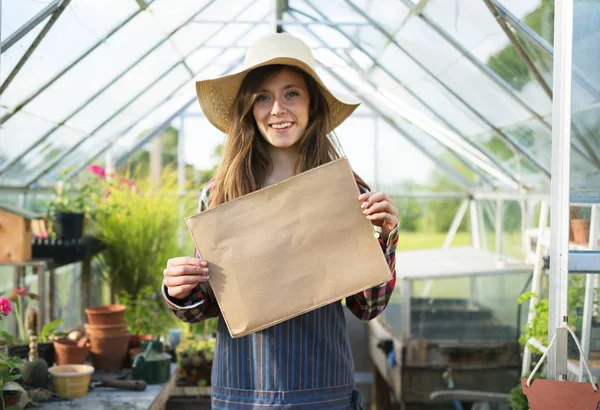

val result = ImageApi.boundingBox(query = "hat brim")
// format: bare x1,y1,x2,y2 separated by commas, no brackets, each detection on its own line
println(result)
195,57,360,134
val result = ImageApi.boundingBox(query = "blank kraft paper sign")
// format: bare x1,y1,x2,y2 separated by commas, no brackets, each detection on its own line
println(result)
185,157,392,338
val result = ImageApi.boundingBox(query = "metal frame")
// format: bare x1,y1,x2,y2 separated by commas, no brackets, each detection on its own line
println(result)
26,17,254,187
0,0,71,96
493,0,600,102
295,4,524,188
316,61,472,189
0,0,158,125
339,0,552,178
0,0,222,177
190,19,372,26
481,0,553,99
0,0,61,53
548,0,574,380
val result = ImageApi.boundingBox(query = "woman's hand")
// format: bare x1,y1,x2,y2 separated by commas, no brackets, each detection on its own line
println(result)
163,257,210,300
359,191,399,241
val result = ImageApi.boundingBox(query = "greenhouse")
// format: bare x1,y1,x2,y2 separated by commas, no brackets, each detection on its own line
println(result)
0,0,598,409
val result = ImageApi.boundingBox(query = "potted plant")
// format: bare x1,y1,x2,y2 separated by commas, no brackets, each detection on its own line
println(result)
175,322,217,387
0,350,24,410
0,289,60,368
570,206,591,245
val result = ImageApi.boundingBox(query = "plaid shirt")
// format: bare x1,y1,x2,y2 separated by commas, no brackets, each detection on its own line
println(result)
162,175,398,409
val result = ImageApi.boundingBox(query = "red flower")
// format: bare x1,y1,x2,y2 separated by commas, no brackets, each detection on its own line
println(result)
87,165,106,179
0,296,11,316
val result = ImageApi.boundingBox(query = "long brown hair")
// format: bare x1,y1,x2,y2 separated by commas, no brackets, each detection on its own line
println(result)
209,65,342,208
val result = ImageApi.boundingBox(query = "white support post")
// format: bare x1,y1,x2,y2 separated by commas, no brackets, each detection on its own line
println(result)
548,0,574,381
580,205,599,381
496,199,504,257
477,200,488,251
177,114,186,250
470,200,481,249
521,201,549,377
421,199,469,297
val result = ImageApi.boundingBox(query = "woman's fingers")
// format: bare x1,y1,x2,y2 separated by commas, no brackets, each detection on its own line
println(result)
167,256,207,268
362,200,398,217
164,273,209,288
167,284,201,299
164,264,209,277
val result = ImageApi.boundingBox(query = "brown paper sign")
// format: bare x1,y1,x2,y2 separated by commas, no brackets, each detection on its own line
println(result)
521,378,599,410
185,157,393,338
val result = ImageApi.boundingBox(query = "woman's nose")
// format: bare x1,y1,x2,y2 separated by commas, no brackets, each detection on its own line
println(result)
271,99,287,116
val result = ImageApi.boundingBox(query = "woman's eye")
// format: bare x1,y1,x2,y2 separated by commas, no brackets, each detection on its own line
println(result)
286,91,299,98
256,95,269,102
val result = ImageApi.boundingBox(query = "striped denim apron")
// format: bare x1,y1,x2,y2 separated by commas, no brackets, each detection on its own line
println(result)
210,302,363,409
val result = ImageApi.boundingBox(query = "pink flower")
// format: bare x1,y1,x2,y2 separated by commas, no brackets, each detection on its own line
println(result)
38,231,49,239
87,165,106,179
0,296,12,316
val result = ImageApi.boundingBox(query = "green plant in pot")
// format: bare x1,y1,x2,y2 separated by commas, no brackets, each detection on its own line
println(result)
0,350,24,410
90,167,185,301
120,286,176,344
175,322,217,387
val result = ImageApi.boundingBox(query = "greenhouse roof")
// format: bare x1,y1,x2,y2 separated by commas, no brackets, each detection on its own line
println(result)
1,0,599,197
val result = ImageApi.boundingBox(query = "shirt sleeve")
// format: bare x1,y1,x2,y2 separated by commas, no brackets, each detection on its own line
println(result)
162,180,222,323
345,178,398,321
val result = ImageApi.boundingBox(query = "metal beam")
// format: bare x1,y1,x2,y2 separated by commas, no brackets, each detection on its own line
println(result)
397,0,551,129
0,0,158,125
191,19,371,26
0,0,71,96
294,5,523,188
24,16,257,187
316,61,473,190
481,0,553,99
493,0,600,102
0,0,60,53
0,0,243,178
339,0,552,178
548,0,573,381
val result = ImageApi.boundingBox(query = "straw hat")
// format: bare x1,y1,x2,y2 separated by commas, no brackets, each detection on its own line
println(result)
195,33,360,134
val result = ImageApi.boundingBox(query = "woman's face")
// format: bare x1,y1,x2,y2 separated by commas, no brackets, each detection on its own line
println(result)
252,68,310,150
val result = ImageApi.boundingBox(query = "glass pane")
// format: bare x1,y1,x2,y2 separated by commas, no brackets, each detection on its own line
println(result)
63,41,182,132
0,111,57,168
1,0,138,109
14,10,172,125
1,0,49,40
145,0,215,32
0,16,49,81
1,126,85,186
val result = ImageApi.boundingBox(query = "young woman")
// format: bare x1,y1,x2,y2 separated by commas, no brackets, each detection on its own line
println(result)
162,33,399,410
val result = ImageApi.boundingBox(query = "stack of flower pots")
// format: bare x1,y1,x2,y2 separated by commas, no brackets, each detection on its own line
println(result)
84,305,129,371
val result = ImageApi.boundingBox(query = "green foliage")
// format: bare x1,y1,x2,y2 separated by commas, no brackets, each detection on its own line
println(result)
38,319,64,343
508,383,529,410
91,167,185,297
120,286,176,337
176,337,216,363
0,350,24,392
518,292,548,354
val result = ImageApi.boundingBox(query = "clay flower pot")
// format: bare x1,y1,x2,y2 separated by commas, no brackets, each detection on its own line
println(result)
571,218,591,245
89,333,130,371
0,390,22,410
521,378,599,409
85,304,126,325
53,339,90,365
84,323,128,338
48,364,94,399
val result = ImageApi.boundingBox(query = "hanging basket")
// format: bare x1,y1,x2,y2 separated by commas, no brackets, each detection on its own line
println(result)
522,324,600,410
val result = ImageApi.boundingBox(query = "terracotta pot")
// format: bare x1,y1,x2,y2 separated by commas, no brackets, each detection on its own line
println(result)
53,339,90,365
0,390,22,410
85,304,126,325
89,333,130,371
521,378,599,409
84,323,127,338
128,334,154,350
571,218,591,245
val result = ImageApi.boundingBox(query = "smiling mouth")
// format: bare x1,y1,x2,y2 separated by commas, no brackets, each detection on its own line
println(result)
269,122,293,130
